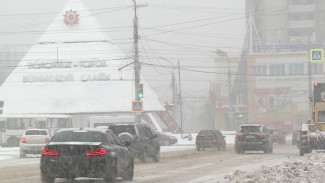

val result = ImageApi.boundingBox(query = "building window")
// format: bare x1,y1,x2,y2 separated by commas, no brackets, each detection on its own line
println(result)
288,28,315,37
253,65,266,76
289,0,315,5
289,63,304,75
270,64,285,76
311,63,323,74
288,12,315,21
236,95,245,105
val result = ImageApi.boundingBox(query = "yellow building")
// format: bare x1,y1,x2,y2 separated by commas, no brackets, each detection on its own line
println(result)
215,51,323,133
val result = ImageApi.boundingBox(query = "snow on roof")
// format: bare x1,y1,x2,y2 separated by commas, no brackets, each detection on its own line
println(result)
0,0,164,114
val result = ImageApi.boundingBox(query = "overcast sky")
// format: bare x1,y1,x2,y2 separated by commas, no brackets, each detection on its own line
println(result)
0,0,246,102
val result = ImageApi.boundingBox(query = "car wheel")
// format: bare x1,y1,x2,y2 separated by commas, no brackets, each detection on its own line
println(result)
307,147,312,154
163,140,170,146
41,173,55,183
122,159,134,181
221,141,226,151
139,150,148,163
201,146,205,151
20,153,26,158
66,177,75,183
196,144,201,151
152,149,160,162
299,147,305,156
103,161,117,183
239,147,245,154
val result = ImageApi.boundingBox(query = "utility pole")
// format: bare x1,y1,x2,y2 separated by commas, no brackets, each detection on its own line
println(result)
178,61,184,138
132,0,141,123
307,37,313,120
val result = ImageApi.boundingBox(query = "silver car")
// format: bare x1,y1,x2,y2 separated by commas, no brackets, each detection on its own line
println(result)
19,129,51,158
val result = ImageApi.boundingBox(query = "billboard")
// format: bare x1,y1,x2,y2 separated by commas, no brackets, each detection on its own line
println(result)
254,88,291,113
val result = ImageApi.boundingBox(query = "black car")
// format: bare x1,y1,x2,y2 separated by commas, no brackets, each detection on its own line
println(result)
235,124,273,154
195,130,226,151
107,123,160,163
40,128,134,183
151,131,178,146
268,127,286,144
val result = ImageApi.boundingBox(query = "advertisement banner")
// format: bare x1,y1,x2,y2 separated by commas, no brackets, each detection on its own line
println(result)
255,88,291,113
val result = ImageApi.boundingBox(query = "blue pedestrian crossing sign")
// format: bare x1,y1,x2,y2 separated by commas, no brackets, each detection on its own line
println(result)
131,100,143,112
310,49,323,62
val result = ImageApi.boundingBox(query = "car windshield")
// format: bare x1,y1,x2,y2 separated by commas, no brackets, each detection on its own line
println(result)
25,130,48,135
50,131,103,142
198,130,220,136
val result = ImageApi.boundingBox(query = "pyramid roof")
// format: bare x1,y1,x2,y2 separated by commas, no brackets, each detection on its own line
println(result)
0,0,164,114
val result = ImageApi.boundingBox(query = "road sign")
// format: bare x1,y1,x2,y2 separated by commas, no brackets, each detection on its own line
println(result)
310,49,323,62
131,100,143,112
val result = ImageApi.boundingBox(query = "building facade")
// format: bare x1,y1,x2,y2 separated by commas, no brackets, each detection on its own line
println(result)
215,51,325,133
246,0,325,45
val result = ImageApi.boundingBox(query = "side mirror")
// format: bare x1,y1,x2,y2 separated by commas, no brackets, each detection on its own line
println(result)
152,133,158,138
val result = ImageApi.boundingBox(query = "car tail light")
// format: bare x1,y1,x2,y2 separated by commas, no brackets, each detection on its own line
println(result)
297,131,300,135
42,148,59,156
86,148,106,156
258,133,265,136
213,138,217,142
236,133,243,136
136,136,140,143
21,136,26,143
45,137,50,143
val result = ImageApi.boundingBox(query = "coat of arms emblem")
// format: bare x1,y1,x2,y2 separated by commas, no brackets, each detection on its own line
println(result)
64,9,79,26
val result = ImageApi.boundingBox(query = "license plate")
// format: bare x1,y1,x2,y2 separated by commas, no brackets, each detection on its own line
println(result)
246,136,255,139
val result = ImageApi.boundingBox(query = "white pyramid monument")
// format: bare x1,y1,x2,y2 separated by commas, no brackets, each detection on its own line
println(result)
0,0,164,114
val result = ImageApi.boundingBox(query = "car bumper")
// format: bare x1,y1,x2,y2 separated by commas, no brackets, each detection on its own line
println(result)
196,141,219,148
40,155,114,178
20,143,46,154
237,142,265,150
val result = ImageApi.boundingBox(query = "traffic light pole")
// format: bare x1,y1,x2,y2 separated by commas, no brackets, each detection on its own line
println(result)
133,0,141,123
178,61,184,138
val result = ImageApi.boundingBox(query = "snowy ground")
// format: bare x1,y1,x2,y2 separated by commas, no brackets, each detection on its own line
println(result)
224,152,325,183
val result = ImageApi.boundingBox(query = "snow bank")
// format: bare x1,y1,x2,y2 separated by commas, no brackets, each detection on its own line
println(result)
224,152,325,183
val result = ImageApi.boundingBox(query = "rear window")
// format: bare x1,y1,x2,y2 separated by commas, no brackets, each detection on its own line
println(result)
198,130,221,136
108,125,136,135
51,131,104,142
25,130,48,135
240,126,261,133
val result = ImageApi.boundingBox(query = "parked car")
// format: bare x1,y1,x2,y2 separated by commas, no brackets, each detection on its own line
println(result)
151,131,178,146
268,127,286,144
195,130,226,151
235,124,273,154
106,123,160,163
20,129,51,158
40,128,134,183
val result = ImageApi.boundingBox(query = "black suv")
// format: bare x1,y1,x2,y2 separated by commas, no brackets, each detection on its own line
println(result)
107,123,160,163
195,130,226,151
40,128,134,183
268,127,286,144
235,124,273,154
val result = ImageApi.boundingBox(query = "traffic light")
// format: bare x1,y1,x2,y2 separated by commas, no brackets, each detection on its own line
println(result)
138,83,143,98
